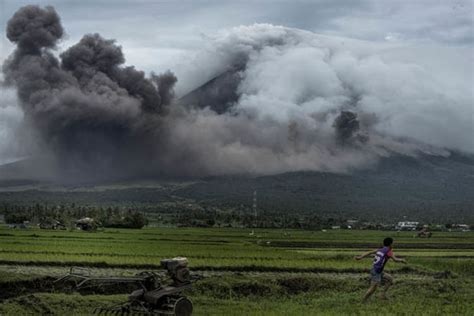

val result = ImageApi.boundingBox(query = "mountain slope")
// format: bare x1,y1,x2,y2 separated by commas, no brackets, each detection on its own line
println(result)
0,153,473,222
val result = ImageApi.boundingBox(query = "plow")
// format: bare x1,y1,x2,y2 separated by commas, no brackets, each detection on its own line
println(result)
55,257,197,316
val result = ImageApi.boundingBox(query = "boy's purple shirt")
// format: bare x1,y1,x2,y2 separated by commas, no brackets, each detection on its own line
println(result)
372,246,393,273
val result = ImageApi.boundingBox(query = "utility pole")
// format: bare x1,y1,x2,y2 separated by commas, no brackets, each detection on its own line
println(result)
252,190,257,233
250,190,258,235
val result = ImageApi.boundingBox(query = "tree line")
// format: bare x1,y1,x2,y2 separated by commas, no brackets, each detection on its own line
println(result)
1,203,148,229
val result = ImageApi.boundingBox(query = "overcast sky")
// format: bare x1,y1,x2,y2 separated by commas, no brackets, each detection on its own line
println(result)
1,0,472,73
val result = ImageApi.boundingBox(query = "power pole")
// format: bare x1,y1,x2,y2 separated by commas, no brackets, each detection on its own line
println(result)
253,190,257,230
250,190,258,235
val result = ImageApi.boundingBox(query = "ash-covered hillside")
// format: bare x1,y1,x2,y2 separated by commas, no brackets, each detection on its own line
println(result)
1,152,473,223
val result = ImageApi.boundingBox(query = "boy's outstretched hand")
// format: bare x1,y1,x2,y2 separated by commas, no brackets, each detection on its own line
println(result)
354,250,376,261
392,255,407,264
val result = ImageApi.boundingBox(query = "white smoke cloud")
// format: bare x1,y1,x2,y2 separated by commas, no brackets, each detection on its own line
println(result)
174,24,473,158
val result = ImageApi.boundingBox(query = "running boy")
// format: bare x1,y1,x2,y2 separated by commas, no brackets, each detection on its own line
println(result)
355,237,406,302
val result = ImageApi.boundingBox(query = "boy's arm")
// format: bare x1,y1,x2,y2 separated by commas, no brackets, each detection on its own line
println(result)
354,249,377,260
391,254,407,264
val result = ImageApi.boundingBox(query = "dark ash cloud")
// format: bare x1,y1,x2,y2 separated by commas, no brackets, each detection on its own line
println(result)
333,111,360,144
6,5,63,52
2,5,175,178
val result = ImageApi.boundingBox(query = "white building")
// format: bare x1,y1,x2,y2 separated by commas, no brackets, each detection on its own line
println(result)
396,221,419,231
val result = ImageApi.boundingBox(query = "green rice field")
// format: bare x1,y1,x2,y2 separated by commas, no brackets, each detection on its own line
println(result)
0,227,472,315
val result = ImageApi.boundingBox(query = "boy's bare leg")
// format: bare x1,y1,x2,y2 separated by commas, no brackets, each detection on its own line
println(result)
381,273,393,299
363,283,378,302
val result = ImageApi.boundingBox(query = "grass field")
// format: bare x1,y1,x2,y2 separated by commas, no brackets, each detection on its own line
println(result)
0,226,472,315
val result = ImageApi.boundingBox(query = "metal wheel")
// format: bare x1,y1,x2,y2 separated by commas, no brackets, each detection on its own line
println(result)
174,297,193,316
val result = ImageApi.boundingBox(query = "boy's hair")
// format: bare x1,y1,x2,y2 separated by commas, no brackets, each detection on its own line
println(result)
383,237,393,247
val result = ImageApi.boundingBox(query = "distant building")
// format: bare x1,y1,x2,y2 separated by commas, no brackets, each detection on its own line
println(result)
76,217,97,231
40,219,66,230
9,222,28,229
396,221,419,231
346,219,359,229
453,224,471,232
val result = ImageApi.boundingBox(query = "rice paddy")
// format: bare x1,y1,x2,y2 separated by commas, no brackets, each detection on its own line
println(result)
0,227,472,315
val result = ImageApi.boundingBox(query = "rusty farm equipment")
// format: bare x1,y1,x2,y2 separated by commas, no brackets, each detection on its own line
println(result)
55,257,197,315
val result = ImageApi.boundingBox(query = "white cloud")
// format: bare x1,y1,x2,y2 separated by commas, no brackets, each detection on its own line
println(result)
170,24,472,175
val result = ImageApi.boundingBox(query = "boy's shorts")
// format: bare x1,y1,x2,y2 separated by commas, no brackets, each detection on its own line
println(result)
370,268,389,284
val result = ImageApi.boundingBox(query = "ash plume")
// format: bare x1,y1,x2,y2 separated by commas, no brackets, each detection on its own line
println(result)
2,5,175,178
6,5,63,52
1,6,471,180
153,71,178,107
333,111,360,144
